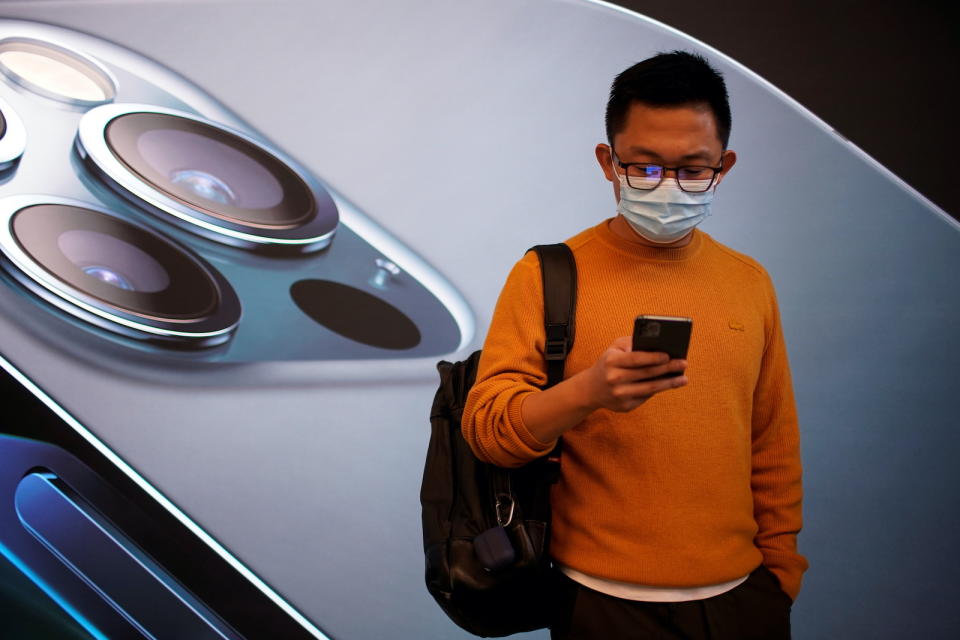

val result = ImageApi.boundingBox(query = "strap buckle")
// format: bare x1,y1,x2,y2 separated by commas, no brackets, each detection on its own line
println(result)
544,323,568,361
544,338,568,361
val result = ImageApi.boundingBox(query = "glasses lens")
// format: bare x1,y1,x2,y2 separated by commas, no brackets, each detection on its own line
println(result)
676,167,715,192
12,204,219,320
626,164,662,190
105,112,316,229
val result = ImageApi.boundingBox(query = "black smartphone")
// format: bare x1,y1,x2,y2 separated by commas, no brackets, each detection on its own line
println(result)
632,315,693,379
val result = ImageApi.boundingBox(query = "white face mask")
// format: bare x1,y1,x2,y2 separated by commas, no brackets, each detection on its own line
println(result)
612,153,715,244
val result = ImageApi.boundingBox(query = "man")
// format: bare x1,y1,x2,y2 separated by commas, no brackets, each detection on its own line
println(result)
462,51,807,639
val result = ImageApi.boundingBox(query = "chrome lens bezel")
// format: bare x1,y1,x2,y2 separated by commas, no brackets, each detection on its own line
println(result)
76,104,338,253
0,96,25,171
0,195,241,347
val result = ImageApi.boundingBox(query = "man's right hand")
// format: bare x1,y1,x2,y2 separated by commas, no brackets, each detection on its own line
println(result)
581,335,688,412
521,336,687,444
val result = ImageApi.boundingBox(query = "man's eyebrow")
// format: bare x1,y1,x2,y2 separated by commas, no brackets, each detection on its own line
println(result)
622,146,716,163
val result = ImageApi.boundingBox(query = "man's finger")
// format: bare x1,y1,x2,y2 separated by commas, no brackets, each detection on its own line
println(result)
617,374,688,400
609,349,671,368
605,360,682,385
621,360,687,383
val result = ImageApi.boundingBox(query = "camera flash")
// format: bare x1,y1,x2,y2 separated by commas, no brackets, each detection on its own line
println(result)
0,38,115,105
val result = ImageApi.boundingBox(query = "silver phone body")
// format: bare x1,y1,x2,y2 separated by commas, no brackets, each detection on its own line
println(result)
0,1,957,638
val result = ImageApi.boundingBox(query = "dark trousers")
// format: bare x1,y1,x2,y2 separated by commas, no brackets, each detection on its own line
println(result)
550,564,793,640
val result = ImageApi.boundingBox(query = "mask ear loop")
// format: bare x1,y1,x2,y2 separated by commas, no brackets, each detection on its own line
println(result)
609,148,627,186
712,155,727,190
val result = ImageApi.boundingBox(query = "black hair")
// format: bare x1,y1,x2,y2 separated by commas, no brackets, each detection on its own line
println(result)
605,51,731,149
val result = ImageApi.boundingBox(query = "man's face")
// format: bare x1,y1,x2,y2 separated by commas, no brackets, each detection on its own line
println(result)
595,100,737,207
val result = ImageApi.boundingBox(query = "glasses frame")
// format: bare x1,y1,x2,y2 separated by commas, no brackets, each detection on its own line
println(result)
612,151,723,193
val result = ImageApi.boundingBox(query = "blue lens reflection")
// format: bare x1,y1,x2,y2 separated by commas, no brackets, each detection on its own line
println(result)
169,169,237,205
81,266,134,291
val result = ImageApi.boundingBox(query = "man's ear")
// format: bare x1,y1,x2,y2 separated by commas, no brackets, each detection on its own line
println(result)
596,143,615,182
715,149,737,187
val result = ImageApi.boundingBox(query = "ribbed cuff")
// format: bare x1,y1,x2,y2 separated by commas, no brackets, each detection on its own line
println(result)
511,391,558,453
760,549,808,602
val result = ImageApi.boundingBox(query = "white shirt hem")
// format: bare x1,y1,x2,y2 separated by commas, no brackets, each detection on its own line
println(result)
558,564,750,602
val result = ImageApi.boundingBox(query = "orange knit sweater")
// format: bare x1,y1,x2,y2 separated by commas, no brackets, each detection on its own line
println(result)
462,219,808,601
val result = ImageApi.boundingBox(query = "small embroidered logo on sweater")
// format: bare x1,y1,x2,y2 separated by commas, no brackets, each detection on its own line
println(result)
728,321,745,332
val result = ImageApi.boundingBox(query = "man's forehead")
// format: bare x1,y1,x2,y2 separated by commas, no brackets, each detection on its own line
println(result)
614,102,723,154
617,144,717,162
621,102,717,131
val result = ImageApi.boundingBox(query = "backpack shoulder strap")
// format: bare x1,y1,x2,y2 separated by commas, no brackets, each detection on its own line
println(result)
528,243,576,388
527,242,575,468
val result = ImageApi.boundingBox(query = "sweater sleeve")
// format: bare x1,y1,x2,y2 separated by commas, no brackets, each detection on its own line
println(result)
751,273,809,602
461,253,558,468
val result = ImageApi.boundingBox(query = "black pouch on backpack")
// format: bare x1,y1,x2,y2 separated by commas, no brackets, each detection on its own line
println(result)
421,244,575,637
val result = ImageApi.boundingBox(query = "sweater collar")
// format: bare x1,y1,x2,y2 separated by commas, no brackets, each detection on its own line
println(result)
594,216,705,262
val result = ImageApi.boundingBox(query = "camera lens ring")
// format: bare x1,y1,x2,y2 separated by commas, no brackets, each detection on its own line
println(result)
76,104,339,253
0,36,117,106
0,195,241,347
0,96,26,171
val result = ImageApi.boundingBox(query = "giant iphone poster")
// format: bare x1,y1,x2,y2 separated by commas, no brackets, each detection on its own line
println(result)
0,1,956,639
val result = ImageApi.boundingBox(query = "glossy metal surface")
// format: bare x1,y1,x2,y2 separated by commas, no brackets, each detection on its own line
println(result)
0,96,24,170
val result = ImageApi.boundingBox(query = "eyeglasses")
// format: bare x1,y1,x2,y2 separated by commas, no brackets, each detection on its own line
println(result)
612,151,723,193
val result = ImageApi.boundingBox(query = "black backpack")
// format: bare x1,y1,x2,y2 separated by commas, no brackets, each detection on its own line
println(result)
421,244,576,637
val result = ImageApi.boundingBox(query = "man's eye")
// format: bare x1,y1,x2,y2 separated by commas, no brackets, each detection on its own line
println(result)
679,167,708,177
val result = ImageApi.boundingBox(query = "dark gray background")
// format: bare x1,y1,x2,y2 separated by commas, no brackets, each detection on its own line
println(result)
615,0,959,220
